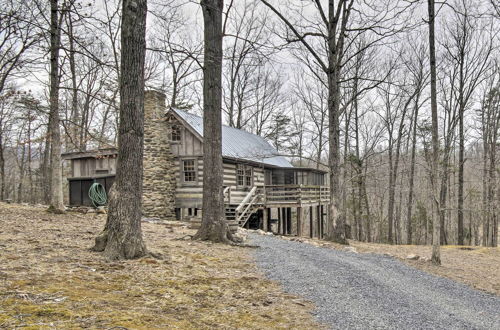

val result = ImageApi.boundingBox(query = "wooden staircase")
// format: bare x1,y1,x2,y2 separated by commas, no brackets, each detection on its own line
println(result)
224,186,263,228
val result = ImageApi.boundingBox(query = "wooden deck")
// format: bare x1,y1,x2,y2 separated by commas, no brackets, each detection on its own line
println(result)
263,185,329,207
224,185,329,209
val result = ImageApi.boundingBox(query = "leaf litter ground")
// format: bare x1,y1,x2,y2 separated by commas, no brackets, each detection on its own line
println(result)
0,203,319,329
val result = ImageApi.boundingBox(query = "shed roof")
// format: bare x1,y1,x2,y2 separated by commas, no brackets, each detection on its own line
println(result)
61,148,118,160
171,108,293,168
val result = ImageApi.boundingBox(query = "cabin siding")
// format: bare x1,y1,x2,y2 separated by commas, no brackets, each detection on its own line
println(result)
174,158,268,208
168,116,203,157
70,157,116,178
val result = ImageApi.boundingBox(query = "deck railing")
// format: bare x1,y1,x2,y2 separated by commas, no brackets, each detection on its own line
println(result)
264,185,329,205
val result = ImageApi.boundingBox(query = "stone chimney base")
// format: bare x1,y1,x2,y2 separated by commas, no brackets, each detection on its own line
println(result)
142,90,176,220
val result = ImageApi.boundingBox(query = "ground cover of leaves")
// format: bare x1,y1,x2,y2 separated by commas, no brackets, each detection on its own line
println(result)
283,235,500,296
0,203,319,329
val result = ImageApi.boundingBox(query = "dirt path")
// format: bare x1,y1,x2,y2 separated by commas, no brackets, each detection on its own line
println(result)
251,234,500,330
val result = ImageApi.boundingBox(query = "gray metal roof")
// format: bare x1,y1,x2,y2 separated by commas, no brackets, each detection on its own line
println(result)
171,108,293,168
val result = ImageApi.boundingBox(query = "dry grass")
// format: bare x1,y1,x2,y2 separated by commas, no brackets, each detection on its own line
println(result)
289,236,500,296
0,203,319,329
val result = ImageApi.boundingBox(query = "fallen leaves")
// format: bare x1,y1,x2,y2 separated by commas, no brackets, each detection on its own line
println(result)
0,202,319,329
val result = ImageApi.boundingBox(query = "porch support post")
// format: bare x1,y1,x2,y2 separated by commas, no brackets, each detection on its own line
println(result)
287,208,292,235
282,208,287,235
263,208,268,232
317,205,322,238
297,207,302,237
310,206,314,238
278,207,282,234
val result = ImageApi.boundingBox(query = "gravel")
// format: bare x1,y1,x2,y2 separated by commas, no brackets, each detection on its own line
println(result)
250,234,500,330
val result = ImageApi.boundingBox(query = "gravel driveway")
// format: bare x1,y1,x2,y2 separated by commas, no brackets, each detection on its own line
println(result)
251,234,500,330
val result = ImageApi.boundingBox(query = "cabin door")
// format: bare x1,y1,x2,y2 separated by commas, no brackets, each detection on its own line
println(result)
264,170,272,185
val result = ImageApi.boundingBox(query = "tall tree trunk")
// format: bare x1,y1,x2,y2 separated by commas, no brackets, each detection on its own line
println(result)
457,50,466,246
326,0,350,245
387,142,395,244
17,141,26,203
353,73,363,241
428,0,441,264
41,126,51,205
28,115,34,204
47,0,65,213
93,0,148,260
396,173,404,244
488,110,498,246
439,152,450,245
342,107,351,239
194,0,235,243
406,98,420,244
388,90,413,244
0,127,4,201
316,112,324,169
481,107,490,246
362,168,371,242
68,10,80,151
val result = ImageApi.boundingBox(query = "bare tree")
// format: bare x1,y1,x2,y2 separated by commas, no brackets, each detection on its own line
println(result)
260,0,355,244
93,0,148,259
428,0,441,264
194,0,236,243
441,0,494,245
261,0,414,244
222,0,272,129
0,91,16,200
47,0,65,213
248,65,286,138
0,0,41,96
405,39,428,245
295,68,328,169
479,69,499,247
149,2,202,108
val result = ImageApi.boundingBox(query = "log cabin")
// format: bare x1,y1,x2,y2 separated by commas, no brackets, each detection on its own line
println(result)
62,91,329,238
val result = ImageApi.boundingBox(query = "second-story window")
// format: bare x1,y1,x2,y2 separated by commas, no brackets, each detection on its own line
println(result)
170,125,182,142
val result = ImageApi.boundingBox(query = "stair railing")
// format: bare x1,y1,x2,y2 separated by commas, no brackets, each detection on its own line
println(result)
235,186,257,213
223,186,231,204
237,194,261,225
235,186,258,226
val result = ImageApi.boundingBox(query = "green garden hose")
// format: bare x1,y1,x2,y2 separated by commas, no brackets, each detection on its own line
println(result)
89,182,107,208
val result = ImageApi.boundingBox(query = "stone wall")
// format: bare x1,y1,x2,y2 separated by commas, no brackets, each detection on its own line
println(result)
142,90,176,220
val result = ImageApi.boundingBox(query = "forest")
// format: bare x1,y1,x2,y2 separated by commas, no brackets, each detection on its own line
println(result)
1,0,499,250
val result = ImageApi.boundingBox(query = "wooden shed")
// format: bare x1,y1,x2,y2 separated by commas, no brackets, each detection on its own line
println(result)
62,148,117,207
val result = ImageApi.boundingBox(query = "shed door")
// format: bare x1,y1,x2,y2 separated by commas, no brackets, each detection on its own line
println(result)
69,181,82,206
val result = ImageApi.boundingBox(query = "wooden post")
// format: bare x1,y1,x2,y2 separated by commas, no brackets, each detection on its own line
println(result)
282,208,287,235
287,208,291,235
317,205,321,238
297,207,302,237
263,208,268,232
278,207,281,234
309,206,312,238
323,204,328,238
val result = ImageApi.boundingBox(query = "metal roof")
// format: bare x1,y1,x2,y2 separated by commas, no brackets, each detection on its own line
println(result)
171,108,293,168
61,148,118,160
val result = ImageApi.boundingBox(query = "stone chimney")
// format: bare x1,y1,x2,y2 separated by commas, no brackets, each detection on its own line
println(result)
142,90,176,220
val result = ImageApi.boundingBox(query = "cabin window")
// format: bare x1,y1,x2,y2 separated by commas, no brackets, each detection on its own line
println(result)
170,125,182,142
182,159,196,183
237,164,253,187
284,171,294,185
